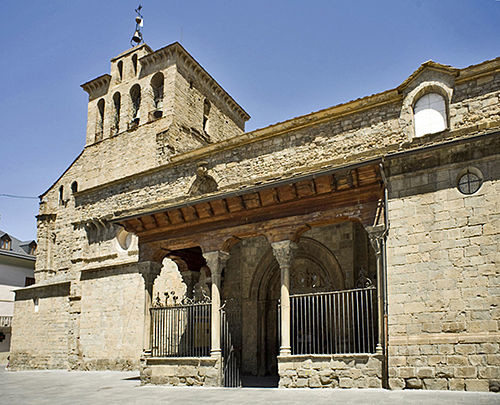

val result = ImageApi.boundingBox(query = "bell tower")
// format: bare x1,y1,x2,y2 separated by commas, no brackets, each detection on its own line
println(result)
79,8,249,187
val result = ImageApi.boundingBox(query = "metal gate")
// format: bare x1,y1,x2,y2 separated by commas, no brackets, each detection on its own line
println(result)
221,301,241,387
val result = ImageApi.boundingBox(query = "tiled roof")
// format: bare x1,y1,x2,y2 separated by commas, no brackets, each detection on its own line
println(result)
0,229,36,259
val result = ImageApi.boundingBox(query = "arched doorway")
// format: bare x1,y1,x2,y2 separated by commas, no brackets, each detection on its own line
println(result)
249,237,345,378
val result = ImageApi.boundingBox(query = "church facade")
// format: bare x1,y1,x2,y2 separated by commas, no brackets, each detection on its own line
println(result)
9,42,499,392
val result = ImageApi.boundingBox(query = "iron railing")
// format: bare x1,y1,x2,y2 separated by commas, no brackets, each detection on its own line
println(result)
221,304,241,387
150,302,211,357
290,287,377,355
0,316,12,328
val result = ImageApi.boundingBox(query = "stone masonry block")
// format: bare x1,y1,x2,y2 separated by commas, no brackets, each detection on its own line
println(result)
465,379,490,392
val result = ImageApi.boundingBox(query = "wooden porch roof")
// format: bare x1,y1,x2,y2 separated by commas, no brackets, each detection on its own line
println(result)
113,163,383,245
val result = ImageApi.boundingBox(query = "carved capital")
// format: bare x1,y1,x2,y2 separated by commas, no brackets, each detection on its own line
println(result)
271,240,298,270
203,250,230,278
137,261,163,286
365,225,385,257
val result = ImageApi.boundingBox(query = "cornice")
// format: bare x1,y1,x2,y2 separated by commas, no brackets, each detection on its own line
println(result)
456,57,500,84
80,74,111,100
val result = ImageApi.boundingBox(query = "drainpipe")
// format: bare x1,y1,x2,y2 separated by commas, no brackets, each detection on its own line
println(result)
379,160,390,389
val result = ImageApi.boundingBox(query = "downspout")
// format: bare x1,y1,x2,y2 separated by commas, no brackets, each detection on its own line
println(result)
379,160,390,389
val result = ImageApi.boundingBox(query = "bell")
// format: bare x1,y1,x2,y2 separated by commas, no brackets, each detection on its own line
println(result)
131,30,142,44
135,16,143,26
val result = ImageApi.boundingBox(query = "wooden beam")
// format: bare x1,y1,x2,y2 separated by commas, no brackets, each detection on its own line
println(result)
295,179,316,198
210,199,228,216
167,209,185,224
242,192,262,210
226,196,245,213
181,206,198,222
194,202,213,219
140,197,379,250
139,183,382,243
313,175,333,194
259,188,279,206
153,213,169,227
276,184,297,203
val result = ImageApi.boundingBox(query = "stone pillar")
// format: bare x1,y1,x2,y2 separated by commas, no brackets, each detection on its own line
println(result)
271,240,298,356
139,261,162,355
367,225,385,354
203,250,230,358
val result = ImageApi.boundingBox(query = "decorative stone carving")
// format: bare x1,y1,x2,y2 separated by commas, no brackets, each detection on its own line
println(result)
74,217,118,244
366,225,385,257
202,251,230,278
355,267,374,288
189,161,218,196
291,265,326,293
270,240,298,271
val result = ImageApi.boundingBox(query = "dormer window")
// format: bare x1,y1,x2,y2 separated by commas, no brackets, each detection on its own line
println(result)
0,234,11,250
414,93,447,137
28,241,37,256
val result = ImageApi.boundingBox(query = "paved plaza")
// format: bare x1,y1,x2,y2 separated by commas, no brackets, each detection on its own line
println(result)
0,368,498,405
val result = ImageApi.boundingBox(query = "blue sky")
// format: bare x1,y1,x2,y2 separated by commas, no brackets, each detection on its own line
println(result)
0,0,499,241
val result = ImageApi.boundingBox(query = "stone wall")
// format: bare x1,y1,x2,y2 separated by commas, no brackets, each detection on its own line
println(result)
278,354,382,388
34,62,499,281
141,357,220,386
78,265,145,370
9,283,70,369
386,150,499,392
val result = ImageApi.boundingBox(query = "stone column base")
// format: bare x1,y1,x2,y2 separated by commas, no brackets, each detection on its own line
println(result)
140,356,221,386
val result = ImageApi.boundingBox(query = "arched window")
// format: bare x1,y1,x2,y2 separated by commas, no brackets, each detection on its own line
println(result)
132,54,138,76
151,72,164,110
59,185,64,205
113,92,121,133
414,93,447,137
130,84,141,122
96,98,105,141
203,99,211,133
117,61,123,81
71,181,78,193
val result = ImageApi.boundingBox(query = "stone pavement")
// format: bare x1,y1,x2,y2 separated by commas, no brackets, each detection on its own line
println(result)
0,368,498,405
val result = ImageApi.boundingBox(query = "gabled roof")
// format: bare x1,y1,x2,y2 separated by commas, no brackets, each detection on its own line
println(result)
0,229,36,260
397,60,459,91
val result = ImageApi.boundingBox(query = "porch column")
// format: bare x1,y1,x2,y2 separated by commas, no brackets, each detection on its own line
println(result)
271,240,298,356
203,250,230,358
367,225,385,354
139,261,162,355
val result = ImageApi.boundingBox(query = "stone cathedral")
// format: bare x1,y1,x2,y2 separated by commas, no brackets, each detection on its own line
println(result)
9,41,499,392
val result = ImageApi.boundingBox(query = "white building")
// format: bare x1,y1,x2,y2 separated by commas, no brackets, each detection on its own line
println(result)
0,230,35,364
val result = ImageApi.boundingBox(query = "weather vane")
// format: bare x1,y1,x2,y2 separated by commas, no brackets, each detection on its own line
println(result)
131,4,144,46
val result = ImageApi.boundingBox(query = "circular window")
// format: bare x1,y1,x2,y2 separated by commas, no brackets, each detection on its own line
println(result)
457,170,482,195
116,228,132,250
